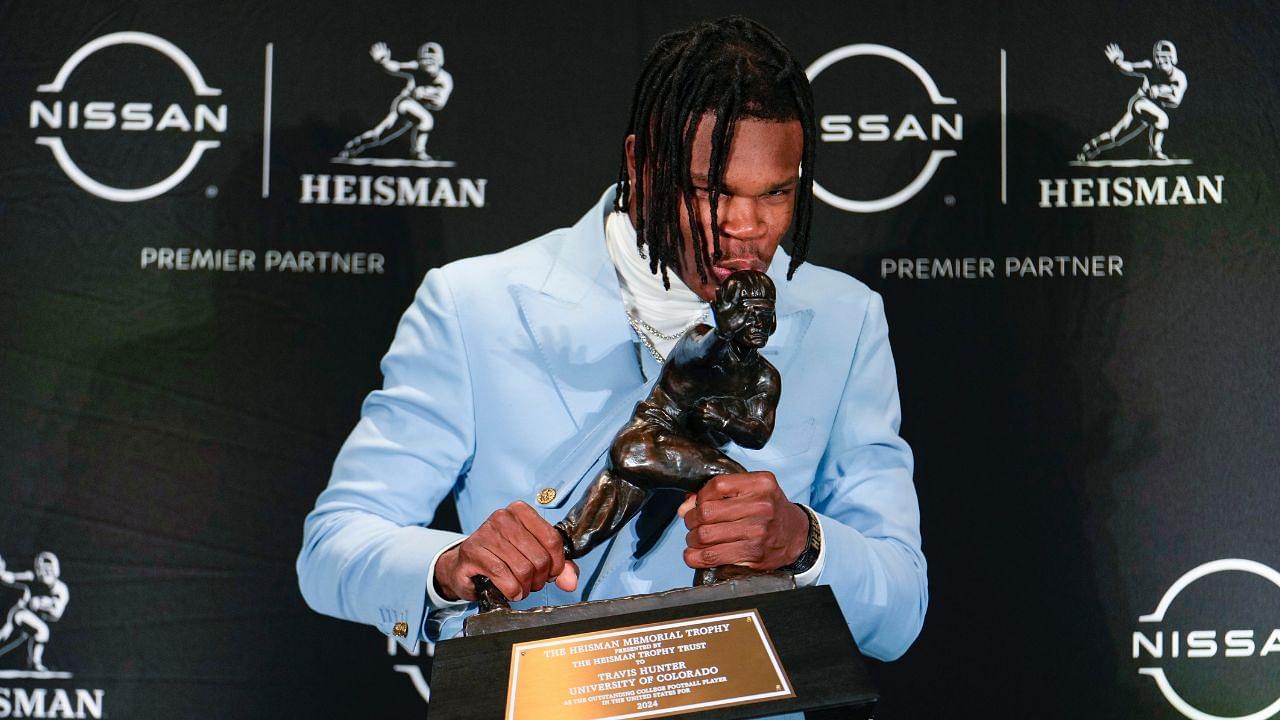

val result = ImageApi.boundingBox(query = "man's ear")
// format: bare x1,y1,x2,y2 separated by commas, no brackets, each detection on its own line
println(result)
624,134,638,193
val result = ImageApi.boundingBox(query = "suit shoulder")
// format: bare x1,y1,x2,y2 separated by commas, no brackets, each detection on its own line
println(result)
785,261,878,310
433,229,568,296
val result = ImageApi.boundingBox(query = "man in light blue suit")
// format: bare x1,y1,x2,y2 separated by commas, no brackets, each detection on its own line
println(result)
297,16,926,700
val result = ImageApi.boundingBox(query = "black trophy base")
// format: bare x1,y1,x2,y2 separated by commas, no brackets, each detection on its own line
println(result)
464,571,796,636
429,582,877,720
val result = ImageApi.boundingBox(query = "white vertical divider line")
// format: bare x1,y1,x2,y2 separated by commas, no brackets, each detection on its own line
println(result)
262,43,274,199
1000,49,1007,205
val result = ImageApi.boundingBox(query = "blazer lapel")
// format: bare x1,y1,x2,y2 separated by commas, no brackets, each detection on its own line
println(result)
515,223,818,430
514,193,645,431
761,248,815,375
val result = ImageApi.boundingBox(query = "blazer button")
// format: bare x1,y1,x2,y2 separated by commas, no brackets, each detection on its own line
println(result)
393,621,409,638
536,488,557,505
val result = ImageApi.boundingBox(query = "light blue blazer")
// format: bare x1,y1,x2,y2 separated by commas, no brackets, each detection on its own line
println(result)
297,187,927,671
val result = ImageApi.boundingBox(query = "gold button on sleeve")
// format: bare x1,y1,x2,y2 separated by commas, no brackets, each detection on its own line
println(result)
536,487,557,505
393,621,409,638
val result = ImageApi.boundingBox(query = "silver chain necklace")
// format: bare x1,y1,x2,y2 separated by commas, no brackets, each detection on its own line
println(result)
625,308,709,364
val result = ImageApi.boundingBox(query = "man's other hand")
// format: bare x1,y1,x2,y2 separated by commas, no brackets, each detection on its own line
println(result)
678,472,808,571
434,501,579,602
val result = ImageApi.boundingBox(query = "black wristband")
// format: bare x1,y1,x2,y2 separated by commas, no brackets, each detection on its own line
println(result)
784,504,821,574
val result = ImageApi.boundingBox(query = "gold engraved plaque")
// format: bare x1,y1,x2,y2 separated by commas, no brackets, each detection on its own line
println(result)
505,609,794,720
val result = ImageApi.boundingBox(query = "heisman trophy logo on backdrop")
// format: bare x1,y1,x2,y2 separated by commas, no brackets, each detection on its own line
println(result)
1075,41,1188,166
1039,39,1223,208
0,550,106,719
0,552,67,677
333,42,455,168
298,39,486,207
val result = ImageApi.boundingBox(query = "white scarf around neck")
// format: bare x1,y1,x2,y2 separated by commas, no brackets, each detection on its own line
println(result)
604,211,710,358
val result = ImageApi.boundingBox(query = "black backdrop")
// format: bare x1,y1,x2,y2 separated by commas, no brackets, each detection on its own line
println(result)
1,1,1277,718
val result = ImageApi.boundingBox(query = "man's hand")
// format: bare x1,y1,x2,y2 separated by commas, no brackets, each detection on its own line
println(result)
678,472,809,571
370,42,391,64
434,501,578,603
1104,43,1124,65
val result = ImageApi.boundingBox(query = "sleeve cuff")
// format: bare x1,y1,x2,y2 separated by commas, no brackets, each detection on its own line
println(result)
425,536,472,609
792,504,827,588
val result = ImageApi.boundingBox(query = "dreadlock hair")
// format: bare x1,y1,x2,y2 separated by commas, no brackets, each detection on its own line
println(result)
615,15,816,289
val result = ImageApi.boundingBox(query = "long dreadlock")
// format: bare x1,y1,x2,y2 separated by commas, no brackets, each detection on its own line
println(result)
614,16,816,288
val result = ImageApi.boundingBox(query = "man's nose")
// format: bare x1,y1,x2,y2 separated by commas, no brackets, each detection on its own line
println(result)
718,195,764,241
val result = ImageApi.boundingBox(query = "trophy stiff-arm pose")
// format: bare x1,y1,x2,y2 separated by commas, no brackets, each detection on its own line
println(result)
1078,41,1187,161
338,42,454,161
474,271,782,609
556,272,780,565
0,552,68,672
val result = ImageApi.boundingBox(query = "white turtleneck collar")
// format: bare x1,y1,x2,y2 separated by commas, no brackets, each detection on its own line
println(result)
604,211,710,359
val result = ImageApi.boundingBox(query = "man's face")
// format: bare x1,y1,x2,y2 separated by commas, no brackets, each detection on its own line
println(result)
628,114,804,302
718,296,777,351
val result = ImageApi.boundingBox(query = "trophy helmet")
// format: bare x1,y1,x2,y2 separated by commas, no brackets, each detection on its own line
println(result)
419,42,444,68
35,551,60,582
715,269,776,309
1153,40,1178,66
